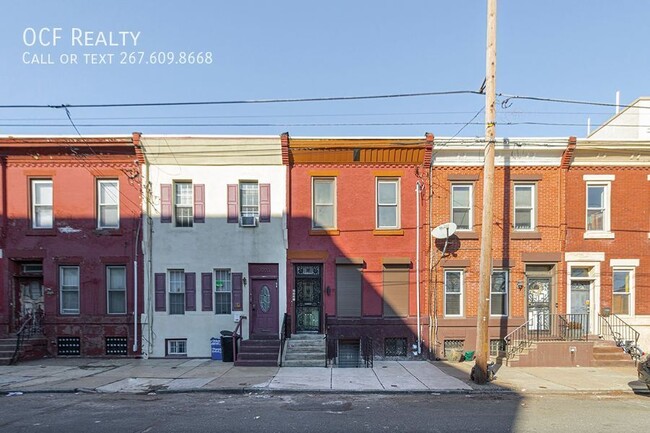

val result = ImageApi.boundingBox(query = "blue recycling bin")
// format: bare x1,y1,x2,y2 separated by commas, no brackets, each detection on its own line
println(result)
210,337,222,360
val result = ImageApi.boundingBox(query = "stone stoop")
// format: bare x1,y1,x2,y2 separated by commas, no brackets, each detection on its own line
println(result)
282,334,326,367
591,340,637,367
0,335,49,365
504,343,537,367
234,339,280,367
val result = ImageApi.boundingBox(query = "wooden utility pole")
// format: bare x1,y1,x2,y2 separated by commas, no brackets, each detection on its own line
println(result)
473,0,497,384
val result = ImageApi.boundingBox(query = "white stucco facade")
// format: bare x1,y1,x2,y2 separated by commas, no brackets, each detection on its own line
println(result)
140,136,287,358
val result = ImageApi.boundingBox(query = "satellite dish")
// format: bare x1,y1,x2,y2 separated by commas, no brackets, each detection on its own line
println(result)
431,222,457,239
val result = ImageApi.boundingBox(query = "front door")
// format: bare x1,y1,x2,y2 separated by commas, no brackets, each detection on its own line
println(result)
295,264,322,333
250,278,279,337
527,277,551,331
570,280,591,333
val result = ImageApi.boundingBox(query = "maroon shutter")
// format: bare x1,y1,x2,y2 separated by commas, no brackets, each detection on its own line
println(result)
155,273,166,311
160,184,172,223
194,184,205,223
259,183,271,223
185,272,196,311
201,272,213,311
227,184,239,223
232,272,243,311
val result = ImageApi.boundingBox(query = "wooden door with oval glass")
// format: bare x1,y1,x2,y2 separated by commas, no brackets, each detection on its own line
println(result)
250,278,279,338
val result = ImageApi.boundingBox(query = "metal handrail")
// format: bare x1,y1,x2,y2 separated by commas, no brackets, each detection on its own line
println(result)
279,313,289,367
504,313,589,359
10,314,34,365
598,313,641,358
231,316,246,364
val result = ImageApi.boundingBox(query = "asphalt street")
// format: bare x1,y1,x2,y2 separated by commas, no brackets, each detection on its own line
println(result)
1,392,649,433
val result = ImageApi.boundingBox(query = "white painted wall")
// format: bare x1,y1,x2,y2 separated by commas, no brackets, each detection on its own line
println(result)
143,161,287,358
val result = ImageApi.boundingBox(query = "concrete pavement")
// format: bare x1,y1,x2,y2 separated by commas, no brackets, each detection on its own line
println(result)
0,358,647,395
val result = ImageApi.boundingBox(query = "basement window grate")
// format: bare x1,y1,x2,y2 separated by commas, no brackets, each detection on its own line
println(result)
106,337,128,356
57,337,80,356
490,339,506,357
443,339,464,359
338,339,361,368
384,337,408,357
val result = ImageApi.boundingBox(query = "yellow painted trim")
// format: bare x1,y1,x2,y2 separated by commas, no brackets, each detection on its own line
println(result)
373,170,404,177
373,229,404,236
309,170,340,177
309,229,340,236
287,250,329,260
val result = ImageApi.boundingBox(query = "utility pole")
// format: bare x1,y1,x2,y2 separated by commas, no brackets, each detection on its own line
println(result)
473,0,497,384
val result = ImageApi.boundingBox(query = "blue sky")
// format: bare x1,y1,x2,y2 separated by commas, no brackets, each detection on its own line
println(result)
1,1,648,138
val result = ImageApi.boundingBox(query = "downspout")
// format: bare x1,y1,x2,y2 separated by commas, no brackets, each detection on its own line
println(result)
415,181,421,354
133,219,140,353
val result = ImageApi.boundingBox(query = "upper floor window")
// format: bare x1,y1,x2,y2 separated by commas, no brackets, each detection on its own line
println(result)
376,178,400,229
169,269,185,314
60,266,80,315
514,184,535,231
98,180,119,229
312,178,336,230
174,182,193,227
240,182,259,226
584,175,614,238
31,179,53,229
490,270,508,316
451,184,472,230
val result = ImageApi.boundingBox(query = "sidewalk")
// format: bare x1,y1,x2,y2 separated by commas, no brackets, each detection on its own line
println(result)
0,358,647,395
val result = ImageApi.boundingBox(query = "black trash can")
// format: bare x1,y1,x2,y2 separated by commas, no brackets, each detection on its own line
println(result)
220,330,237,362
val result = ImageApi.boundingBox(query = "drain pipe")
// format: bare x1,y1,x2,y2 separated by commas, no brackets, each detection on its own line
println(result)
415,181,422,355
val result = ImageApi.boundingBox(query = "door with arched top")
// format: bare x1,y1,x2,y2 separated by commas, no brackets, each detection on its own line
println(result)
250,278,279,337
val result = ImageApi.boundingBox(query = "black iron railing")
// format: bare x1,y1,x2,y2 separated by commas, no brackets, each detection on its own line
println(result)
10,310,44,365
279,313,290,366
598,313,643,361
231,316,245,364
504,313,589,359
361,336,374,368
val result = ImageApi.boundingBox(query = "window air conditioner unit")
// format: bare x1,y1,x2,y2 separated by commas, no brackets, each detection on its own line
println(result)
240,215,258,227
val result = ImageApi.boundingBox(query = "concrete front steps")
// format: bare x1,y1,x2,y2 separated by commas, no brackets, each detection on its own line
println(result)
0,334,49,365
591,340,637,367
282,334,326,367
234,338,280,367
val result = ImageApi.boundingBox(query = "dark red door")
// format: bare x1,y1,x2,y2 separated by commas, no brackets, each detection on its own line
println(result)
250,278,279,337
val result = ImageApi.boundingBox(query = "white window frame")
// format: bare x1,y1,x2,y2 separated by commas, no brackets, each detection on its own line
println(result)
583,175,614,239
490,269,509,316
166,339,187,356
451,184,473,231
97,179,120,229
610,259,639,318
376,178,400,229
168,269,185,315
444,269,464,317
106,265,127,315
31,179,53,229
513,183,536,231
174,182,193,228
60,266,80,315
239,181,259,219
215,269,232,315
311,177,337,230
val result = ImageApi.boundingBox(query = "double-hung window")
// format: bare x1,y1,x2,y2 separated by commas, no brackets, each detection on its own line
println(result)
612,269,633,316
584,175,614,238
98,180,119,229
376,178,400,229
169,270,185,314
107,266,126,314
31,179,53,229
60,266,80,314
215,269,232,315
444,270,463,317
490,270,508,316
240,182,259,225
312,178,336,230
514,184,535,231
174,182,193,227
451,184,472,230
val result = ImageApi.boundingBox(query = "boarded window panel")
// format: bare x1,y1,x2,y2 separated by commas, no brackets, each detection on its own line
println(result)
336,265,362,317
383,265,409,317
